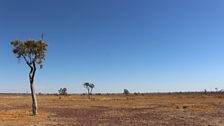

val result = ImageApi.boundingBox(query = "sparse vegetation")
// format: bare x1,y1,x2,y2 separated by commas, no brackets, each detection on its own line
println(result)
134,92,140,95
1,1,223,126
95,93,101,95
58,88,68,96
0,93,223,125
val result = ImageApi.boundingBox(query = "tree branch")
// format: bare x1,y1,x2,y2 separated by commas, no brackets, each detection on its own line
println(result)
22,55,30,65
32,62,36,79
29,55,32,63
30,55,37,64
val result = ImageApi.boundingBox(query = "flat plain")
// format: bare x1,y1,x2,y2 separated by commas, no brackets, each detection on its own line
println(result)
0,93,224,126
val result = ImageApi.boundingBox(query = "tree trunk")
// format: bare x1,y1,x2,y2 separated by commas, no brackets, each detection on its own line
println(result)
29,63,38,115
88,88,90,99
90,88,93,94
30,81,38,115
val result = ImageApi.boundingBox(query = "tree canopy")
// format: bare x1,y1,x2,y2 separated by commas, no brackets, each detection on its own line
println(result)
58,88,68,95
11,40,48,68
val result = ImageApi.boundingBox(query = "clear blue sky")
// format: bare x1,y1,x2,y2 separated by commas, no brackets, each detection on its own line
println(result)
0,0,224,93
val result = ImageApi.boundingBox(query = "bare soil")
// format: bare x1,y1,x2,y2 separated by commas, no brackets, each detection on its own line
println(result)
0,93,224,126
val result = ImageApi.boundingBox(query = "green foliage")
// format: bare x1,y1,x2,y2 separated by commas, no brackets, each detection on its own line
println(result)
83,82,91,90
11,39,48,68
89,83,95,90
83,82,95,94
58,88,68,95
123,89,130,95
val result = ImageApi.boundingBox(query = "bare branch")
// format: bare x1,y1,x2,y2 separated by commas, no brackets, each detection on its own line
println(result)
22,55,30,65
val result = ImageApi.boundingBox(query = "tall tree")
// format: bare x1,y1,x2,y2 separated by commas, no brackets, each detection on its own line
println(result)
83,82,90,98
11,39,48,115
83,82,95,99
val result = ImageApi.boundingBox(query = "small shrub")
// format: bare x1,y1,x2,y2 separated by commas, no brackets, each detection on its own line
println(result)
58,88,68,95
183,106,188,109
123,89,130,95
204,89,207,94
38,92,43,95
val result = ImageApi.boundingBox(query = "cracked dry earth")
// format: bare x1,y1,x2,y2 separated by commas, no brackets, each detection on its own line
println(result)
0,94,224,126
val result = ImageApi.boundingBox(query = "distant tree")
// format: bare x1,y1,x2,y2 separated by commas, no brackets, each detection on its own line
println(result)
58,88,68,95
204,89,207,94
83,82,90,96
11,39,48,115
123,89,130,95
89,83,95,95
83,82,95,99
215,88,219,92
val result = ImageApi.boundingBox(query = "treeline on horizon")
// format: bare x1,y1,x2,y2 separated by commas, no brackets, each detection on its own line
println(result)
1,90,224,96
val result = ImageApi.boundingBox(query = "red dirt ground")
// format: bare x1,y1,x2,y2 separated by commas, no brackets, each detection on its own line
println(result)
0,93,224,126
